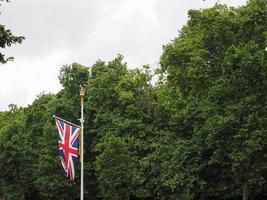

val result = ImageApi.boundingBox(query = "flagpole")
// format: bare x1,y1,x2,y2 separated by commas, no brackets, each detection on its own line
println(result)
52,115,81,128
80,86,85,200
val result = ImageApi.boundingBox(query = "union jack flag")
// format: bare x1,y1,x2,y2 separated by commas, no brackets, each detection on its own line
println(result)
55,118,80,181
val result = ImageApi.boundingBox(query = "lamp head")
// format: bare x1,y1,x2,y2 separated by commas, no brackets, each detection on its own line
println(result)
80,86,85,97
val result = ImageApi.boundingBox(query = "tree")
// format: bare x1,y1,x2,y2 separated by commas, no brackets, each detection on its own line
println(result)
160,0,267,199
0,0,25,64
87,56,153,199
25,93,79,200
95,134,139,200
0,105,28,199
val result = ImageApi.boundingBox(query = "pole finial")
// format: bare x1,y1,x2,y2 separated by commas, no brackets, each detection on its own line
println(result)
80,86,85,97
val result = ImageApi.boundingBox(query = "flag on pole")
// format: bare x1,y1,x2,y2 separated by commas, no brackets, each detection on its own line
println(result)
55,117,80,181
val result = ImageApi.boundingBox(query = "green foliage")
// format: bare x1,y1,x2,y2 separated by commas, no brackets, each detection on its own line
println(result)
59,63,89,92
0,106,27,199
95,134,139,200
0,0,25,64
160,0,267,199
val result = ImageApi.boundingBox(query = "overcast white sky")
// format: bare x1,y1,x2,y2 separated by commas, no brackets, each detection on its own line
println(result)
0,0,247,111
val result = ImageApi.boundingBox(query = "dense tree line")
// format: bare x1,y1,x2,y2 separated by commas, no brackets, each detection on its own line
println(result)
0,0,267,199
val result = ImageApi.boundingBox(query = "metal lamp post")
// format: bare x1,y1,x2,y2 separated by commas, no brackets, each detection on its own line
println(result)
79,86,85,200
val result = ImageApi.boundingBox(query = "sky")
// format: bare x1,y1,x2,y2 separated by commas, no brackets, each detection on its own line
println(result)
0,0,247,111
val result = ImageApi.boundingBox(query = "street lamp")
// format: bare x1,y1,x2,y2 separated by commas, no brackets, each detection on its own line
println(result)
79,85,85,200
